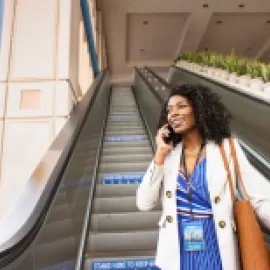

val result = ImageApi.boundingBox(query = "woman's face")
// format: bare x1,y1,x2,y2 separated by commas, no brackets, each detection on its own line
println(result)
166,95,196,134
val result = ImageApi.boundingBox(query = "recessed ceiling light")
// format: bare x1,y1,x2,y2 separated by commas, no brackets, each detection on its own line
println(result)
143,20,149,25
203,3,209,8
238,4,245,8
216,20,223,24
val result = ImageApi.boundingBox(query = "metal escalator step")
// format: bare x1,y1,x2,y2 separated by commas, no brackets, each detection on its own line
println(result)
99,162,149,173
95,184,138,197
103,141,149,149
100,153,152,163
90,212,160,232
102,146,152,156
93,196,137,213
105,130,146,136
93,196,161,213
88,230,158,252
106,126,144,131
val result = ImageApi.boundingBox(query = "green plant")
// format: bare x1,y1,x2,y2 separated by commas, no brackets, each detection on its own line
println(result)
175,51,270,82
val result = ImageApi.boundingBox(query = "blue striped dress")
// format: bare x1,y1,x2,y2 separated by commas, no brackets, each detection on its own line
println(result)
176,158,223,270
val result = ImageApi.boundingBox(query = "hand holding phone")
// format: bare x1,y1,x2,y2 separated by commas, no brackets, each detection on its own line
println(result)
155,124,173,164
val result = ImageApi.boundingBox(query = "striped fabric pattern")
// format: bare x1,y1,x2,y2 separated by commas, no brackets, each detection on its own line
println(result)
176,158,223,270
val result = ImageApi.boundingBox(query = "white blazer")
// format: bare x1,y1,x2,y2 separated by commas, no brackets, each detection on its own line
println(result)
137,137,270,270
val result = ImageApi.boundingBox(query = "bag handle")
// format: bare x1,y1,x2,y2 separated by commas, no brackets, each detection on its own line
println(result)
219,137,249,202
228,137,249,200
219,141,236,203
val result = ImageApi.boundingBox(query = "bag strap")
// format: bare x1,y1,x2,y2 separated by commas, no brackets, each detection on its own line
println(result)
228,137,249,200
219,141,236,203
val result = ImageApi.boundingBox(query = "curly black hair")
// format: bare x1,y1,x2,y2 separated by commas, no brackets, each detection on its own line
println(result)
158,84,232,145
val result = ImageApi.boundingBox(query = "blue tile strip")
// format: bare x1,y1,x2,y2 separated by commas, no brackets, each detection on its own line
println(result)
92,258,158,270
105,136,146,142
102,173,144,184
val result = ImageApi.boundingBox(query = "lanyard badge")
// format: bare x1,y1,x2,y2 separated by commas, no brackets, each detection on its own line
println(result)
181,141,206,252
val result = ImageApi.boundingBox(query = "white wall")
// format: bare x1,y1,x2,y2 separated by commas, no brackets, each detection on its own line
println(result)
0,0,94,216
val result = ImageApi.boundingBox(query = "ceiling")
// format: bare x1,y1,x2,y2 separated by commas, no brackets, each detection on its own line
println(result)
97,0,270,82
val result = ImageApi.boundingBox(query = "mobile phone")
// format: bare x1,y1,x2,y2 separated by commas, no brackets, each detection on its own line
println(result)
163,124,174,144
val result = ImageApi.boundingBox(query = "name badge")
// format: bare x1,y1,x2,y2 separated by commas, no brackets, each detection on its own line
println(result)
183,221,205,251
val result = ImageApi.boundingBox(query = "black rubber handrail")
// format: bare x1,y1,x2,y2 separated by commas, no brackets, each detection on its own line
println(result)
0,69,107,267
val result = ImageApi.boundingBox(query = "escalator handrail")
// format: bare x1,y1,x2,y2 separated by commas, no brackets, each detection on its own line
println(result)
131,86,156,153
172,65,270,106
0,70,107,265
135,67,164,105
75,87,112,270
144,66,171,88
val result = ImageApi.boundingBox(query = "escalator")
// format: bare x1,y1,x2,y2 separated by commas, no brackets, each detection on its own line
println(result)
1,67,269,269
83,87,159,269
0,84,160,270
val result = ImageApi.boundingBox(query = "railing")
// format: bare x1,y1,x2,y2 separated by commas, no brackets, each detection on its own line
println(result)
0,69,108,268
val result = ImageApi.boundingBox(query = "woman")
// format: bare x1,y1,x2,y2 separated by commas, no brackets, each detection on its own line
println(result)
136,84,270,270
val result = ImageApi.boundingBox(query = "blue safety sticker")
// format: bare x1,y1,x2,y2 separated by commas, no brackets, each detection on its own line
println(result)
102,173,144,184
105,136,146,142
92,258,158,270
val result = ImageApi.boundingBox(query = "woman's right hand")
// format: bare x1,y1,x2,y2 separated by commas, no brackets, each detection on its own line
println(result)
154,124,173,165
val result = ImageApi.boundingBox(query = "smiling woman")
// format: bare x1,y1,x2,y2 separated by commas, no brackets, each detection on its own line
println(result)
136,84,270,270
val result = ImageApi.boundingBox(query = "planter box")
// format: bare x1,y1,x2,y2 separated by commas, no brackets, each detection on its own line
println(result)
237,75,251,87
249,78,264,92
176,61,270,103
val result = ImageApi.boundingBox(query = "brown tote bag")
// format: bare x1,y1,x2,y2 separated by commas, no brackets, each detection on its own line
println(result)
219,137,270,270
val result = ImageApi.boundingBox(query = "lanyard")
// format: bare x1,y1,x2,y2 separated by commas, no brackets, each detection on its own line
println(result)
181,141,205,219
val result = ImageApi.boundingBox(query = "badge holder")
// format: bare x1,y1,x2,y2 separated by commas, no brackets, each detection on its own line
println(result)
182,219,205,251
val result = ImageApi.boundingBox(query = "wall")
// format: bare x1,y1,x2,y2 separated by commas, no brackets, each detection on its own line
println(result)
0,0,94,215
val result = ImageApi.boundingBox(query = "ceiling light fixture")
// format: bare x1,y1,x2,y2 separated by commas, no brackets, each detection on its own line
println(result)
143,20,149,25
238,4,245,8
203,3,209,8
